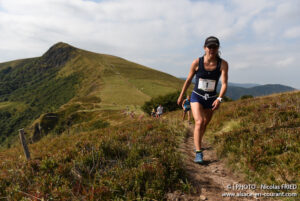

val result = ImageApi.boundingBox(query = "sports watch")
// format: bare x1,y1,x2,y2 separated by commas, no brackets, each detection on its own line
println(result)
217,97,223,102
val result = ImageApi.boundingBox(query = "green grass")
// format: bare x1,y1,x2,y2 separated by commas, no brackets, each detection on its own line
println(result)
0,112,192,200
0,102,12,109
129,79,180,98
0,69,81,147
0,42,186,148
100,74,150,106
206,91,300,200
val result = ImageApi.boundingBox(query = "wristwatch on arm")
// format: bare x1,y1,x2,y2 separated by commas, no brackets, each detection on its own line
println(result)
217,97,223,103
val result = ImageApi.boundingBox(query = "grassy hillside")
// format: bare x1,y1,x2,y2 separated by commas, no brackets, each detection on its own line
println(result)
0,84,299,200
0,42,185,147
78,49,184,106
0,43,81,147
207,90,300,200
0,40,188,199
0,111,192,200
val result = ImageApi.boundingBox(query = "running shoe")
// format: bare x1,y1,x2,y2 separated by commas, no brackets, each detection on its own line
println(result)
194,151,203,164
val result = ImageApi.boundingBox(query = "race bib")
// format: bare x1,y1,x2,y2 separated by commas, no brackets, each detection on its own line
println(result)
198,78,216,92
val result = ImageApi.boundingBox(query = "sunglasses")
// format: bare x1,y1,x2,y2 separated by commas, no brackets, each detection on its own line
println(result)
207,45,218,49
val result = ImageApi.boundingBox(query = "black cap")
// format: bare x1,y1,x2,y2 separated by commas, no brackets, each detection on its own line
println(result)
204,36,220,47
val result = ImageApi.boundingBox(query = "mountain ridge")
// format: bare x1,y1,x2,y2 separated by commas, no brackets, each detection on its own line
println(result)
221,83,295,100
0,42,185,146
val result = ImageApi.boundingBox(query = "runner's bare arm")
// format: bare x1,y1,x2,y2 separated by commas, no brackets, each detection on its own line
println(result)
212,60,229,111
218,60,229,99
177,59,198,105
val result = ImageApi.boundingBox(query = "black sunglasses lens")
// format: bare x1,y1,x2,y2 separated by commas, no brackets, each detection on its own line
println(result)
208,45,217,49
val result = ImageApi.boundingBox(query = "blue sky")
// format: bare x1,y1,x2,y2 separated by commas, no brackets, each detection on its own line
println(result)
0,0,299,88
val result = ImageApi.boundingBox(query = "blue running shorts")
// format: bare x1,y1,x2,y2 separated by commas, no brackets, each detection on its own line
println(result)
190,91,217,109
184,107,191,112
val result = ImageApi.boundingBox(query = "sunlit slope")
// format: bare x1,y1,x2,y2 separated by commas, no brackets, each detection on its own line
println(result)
0,42,185,146
35,42,184,107
0,42,185,108
71,47,184,107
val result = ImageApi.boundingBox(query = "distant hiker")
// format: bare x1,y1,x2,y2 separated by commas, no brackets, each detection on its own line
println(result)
130,111,135,118
182,95,191,122
156,104,163,118
177,36,229,164
151,108,156,118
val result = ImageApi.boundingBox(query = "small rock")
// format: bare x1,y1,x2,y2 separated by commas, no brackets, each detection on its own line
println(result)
199,195,207,200
174,190,182,196
180,195,189,201
165,193,176,200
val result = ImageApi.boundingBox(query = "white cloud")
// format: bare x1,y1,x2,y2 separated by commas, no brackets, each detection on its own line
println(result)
250,0,300,40
276,57,295,67
284,26,300,38
252,19,273,35
0,0,299,88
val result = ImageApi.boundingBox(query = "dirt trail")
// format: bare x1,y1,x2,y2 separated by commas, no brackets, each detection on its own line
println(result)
166,125,265,201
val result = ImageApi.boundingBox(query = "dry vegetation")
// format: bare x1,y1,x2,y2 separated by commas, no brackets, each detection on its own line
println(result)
207,91,300,200
0,111,192,200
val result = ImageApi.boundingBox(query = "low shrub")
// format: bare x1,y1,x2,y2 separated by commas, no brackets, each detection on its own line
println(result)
142,91,181,114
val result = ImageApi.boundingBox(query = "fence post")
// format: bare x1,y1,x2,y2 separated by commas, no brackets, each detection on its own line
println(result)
19,129,31,160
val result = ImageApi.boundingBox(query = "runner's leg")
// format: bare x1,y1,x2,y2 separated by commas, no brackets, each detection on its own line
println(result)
200,109,214,142
191,102,206,151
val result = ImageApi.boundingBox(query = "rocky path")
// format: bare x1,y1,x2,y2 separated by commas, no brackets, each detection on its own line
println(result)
166,125,266,201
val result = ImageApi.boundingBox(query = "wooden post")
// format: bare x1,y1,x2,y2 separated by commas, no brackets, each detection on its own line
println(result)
19,129,31,160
